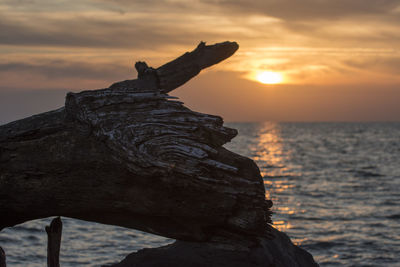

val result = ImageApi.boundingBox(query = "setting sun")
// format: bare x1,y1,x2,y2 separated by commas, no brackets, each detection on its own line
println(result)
256,71,283,84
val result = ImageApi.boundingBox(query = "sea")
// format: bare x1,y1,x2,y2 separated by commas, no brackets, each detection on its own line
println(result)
1,122,399,266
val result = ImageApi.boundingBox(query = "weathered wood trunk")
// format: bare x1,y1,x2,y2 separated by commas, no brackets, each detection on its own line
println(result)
0,41,272,242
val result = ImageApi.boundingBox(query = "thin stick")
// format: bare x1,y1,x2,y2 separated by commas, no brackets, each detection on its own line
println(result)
0,246,6,267
45,217,62,267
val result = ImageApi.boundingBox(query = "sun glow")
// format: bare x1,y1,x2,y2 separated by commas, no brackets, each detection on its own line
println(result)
256,71,283,84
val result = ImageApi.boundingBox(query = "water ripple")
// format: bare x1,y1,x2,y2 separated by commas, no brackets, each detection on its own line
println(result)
226,122,400,266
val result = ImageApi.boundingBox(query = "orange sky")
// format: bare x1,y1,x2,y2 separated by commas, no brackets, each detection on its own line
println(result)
1,0,399,123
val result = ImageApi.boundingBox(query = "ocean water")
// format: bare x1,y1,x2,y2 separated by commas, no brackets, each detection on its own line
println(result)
1,122,399,266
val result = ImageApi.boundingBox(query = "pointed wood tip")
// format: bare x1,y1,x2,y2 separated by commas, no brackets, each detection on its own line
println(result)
108,41,239,92
194,40,239,69
46,217,63,235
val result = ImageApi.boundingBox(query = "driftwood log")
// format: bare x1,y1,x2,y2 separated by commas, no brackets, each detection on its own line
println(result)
0,41,318,266
0,41,270,241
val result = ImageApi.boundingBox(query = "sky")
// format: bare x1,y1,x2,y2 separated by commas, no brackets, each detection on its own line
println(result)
1,0,399,123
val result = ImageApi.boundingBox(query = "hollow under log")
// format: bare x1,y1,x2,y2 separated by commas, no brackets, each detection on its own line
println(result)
0,41,272,243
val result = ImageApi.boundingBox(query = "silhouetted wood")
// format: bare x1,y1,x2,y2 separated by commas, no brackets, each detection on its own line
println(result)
110,41,239,93
46,217,62,267
0,41,271,243
0,41,319,267
0,247,5,267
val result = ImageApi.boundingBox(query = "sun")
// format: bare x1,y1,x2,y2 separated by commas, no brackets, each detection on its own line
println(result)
256,71,283,84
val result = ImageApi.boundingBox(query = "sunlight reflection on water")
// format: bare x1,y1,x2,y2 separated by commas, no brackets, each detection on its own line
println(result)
225,122,400,266
251,122,299,234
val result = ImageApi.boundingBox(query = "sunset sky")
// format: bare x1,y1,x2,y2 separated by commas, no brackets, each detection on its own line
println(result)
1,0,399,123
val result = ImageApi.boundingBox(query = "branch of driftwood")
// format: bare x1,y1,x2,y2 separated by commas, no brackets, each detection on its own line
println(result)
0,41,271,242
0,41,318,267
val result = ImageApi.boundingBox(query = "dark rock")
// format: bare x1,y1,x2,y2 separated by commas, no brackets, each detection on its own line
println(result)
111,228,318,267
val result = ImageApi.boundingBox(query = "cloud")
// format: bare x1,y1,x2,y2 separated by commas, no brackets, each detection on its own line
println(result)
1,0,399,91
0,0,231,49
0,58,136,91
2,0,399,53
197,0,400,50
0,13,203,48
200,0,400,21
0,60,125,79
344,56,400,75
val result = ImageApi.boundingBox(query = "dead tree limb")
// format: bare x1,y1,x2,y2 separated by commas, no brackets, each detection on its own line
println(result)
0,41,272,243
110,41,239,93
46,217,62,267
